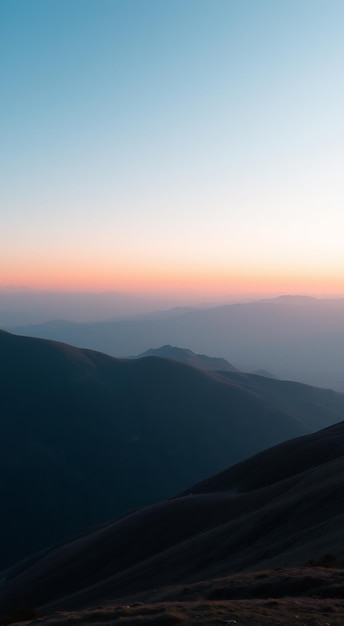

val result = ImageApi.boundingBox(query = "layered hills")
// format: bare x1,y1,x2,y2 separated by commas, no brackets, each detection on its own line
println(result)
0,420,343,619
2,330,344,569
7,295,344,389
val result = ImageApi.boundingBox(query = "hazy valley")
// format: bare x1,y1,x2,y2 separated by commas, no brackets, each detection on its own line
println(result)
7,296,344,391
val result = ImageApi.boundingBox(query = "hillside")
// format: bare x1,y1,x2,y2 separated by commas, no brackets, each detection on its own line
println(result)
2,330,344,569
0,420,343,620
0,329,312,569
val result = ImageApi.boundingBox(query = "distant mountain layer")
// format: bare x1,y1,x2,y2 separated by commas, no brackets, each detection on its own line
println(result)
136,345,276,378
7,295,344,389
1,419,343,615
135,345,239,372
2,330,344,568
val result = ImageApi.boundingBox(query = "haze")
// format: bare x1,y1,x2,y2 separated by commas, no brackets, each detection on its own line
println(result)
2,1,344,390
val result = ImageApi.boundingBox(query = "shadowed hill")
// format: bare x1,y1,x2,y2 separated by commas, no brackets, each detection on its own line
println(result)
0,420,343,616
1,330,344,569
214,370,344,432
0,330,314,569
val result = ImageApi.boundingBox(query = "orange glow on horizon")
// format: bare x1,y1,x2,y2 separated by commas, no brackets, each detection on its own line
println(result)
2,260,344,299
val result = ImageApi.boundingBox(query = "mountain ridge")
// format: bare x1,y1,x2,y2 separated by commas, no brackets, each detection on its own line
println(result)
6,296,344,389
0,420,343,615
1,329,314,568
133,344,239,372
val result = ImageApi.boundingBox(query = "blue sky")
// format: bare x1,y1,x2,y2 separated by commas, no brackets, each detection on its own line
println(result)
1,0,344,297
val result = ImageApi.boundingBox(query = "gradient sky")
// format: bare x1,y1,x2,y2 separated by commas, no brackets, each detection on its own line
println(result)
2,0,344,300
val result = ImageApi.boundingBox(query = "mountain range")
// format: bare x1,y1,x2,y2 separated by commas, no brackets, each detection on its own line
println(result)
2,329,344,570
6,295,344,390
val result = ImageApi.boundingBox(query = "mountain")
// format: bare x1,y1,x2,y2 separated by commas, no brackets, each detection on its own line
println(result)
134,345,239,372
214,370,344,432
0,330,302,569
2,330,344,570
0,289,182,325
0,420,343,619
7,295,344,390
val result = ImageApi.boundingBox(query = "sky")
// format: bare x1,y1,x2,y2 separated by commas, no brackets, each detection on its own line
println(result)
1,0,344,301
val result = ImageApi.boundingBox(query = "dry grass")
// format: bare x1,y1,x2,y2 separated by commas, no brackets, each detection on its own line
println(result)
10,599,343,626
2,567,344,626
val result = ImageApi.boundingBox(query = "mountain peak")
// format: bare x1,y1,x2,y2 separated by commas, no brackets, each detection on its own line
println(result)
136,345,239,372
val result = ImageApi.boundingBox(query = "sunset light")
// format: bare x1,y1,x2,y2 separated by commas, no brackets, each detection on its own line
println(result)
1,0,344,300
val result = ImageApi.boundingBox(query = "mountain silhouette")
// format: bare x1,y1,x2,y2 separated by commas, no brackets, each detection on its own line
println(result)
134,344,239,372
0,419,343,616
1,329,344,569
2,329,344,569
8,296,344,389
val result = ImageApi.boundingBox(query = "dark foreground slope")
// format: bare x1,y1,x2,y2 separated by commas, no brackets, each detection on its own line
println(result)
0,330,318,568
0,420,343,619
